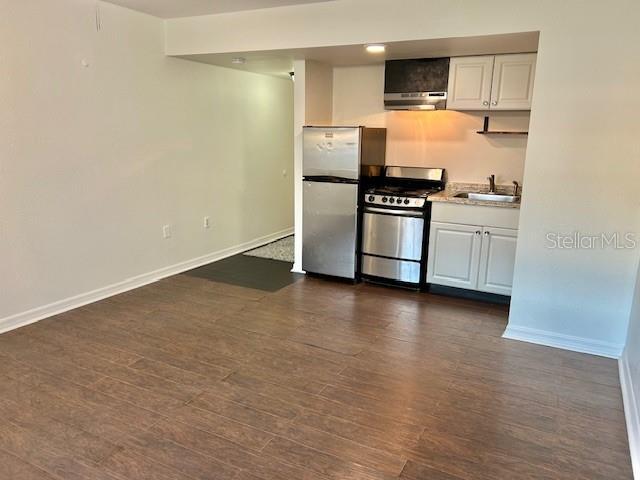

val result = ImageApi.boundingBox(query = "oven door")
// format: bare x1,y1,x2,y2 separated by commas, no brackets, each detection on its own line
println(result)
362,207,424,261
361,206,425,284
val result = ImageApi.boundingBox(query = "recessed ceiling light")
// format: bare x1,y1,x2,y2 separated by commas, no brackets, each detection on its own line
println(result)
365,44,386,54
231,57,246,65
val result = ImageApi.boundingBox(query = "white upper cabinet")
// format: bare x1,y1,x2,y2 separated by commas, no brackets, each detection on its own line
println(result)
447,53,537,111
446,56,494,111
490,53,537,110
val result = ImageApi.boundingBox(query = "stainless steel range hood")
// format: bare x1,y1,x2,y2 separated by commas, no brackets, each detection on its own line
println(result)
384,58,450,111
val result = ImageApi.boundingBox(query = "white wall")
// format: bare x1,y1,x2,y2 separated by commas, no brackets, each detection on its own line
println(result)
166,0,640,358
292,60,306,274
305,61,334,126
332,64,528,184
291,60,334,273
0,0,294,328
621,267,640,477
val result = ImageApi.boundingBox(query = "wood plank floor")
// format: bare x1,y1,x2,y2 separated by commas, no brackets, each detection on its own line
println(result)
0,271,632,479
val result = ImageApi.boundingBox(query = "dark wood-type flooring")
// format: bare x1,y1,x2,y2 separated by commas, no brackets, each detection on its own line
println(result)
0,269,632,479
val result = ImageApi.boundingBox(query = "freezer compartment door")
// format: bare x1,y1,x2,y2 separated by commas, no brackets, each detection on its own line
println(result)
303,127,361,180
302,180,358,279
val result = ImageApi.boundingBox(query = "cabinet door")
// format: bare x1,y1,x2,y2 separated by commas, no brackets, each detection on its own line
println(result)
478,227,518,295
489,53,537,110
446,56,494,110
427,222,482,289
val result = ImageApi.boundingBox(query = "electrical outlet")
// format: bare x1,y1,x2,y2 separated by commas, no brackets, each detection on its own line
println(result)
203,216,211,229
162,225,171,239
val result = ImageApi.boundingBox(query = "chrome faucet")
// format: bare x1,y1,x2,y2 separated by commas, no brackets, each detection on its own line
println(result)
512,181,520,196
487,174,496,194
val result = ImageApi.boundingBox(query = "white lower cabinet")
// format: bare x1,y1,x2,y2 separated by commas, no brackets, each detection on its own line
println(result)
427,222,482,289
427,216,518,295
477,227,518,295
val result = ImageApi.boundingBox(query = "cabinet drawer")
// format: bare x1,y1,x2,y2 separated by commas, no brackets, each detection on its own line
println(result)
431,203,520,229
362,255,421,284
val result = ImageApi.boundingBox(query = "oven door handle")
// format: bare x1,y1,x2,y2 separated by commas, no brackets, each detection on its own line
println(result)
364,207,425,218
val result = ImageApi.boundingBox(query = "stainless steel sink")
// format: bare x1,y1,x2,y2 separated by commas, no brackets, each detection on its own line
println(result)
454,192,520,203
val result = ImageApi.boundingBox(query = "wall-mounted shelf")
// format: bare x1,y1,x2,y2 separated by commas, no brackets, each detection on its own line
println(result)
477,116,528,135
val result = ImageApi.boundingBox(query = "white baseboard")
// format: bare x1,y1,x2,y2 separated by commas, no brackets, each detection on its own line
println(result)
502,324,624,359
0,227,294,335
620,354,640,479
291,263,305,274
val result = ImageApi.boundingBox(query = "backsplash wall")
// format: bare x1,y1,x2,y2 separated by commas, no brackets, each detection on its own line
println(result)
332,64,528,184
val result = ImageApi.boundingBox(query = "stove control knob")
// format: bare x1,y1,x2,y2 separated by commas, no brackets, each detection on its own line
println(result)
382,197,388,203
404,199,410,205
368,195,375,202
389,198,395,204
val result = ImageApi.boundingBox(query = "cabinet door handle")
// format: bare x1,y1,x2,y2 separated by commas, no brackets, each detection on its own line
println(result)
485,231,490,236
482,100,489,106
491,101,498,106
475,230,481,235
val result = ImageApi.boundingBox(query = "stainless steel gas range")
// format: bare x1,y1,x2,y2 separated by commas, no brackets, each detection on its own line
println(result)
360,166,445,288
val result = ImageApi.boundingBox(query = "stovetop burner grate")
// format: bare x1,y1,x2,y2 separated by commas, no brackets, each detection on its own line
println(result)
366,186,442,198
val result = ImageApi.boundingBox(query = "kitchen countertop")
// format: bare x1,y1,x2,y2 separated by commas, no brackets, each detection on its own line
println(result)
428,183,522,209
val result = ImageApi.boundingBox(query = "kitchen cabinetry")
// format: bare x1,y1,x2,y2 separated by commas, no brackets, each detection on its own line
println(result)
490,54,537,110
427,222,482,290
427,204,519,295
446,56,494,111
447,53,536,111
477,227,518,295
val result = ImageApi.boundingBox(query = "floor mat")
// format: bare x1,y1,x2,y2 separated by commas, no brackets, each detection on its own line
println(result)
243,235,294,263
184,253,303,292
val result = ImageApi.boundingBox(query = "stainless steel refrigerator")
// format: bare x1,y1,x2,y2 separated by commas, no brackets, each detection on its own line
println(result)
302,126,386,279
